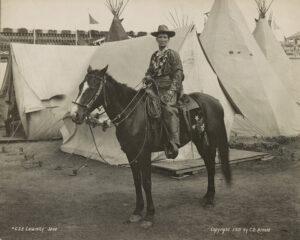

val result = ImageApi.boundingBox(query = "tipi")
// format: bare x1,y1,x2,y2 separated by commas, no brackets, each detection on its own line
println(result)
106,0,129,42
60,25,238,165
200,0,300,137
253,0,300,104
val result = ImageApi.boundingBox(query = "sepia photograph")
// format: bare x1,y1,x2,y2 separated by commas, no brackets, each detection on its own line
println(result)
0,0,299,239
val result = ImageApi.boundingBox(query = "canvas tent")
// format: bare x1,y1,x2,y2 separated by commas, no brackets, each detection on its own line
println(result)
253,0,300,105
0,44,97,139
0,61,8,126
200,0,300,137
60,25,238,165
0,62,7,87
106,0,129,42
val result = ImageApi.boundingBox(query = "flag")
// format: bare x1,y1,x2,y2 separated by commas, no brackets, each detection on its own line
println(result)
89,14,99,24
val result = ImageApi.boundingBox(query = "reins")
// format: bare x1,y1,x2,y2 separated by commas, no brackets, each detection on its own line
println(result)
73,73,149,165
110,89,146,126
102,82,149,165
87,121,109,164
124,103,149,166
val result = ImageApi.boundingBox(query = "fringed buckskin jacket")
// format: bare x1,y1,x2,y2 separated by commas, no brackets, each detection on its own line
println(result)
145,48,184,94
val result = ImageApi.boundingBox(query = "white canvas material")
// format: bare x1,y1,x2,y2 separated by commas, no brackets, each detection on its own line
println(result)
1,44,97,139
0,61,8,126
200,0,300,137
0,62,7,89
253,18,300,105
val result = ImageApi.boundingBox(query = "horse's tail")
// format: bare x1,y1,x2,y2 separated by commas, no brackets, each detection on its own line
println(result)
190,92,232,184
217,120,232,185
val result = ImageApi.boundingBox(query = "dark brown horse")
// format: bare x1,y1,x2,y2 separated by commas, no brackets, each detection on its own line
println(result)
71,65,231,228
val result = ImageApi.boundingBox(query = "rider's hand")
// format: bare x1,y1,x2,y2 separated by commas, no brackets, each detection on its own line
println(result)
161,90,176,104
143,75,153,85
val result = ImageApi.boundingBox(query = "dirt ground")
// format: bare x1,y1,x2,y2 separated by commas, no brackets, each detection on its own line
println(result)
0,137,299,240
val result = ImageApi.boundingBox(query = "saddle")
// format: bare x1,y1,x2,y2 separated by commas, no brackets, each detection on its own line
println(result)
145,90,207,150
145,84,200,120
177,94,205,136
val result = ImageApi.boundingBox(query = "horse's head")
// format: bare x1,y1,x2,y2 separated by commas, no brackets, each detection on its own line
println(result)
71,65,108,124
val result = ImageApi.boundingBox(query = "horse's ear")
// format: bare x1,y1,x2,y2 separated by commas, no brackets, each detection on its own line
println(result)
101,65,109,74
87,65,93,73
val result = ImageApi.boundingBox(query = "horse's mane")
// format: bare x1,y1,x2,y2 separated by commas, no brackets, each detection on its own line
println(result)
105,72,138,104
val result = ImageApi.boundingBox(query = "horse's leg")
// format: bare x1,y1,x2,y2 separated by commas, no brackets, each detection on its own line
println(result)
193,135,217,207
127,154,144,223
140,151,155,229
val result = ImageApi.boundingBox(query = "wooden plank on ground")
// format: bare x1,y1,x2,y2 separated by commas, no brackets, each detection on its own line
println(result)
152,149,271,177
0,136,61,143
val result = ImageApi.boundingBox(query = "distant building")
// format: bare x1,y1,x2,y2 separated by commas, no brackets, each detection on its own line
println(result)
0,28,102,60
282,31,300,59
0,28,103,45
287,32,300,44
0,27,148,60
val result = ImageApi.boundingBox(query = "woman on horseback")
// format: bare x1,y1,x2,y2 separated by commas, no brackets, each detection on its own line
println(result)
143,25,184,159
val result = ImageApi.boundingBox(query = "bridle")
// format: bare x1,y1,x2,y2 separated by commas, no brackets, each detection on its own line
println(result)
73,72,147,127
72,73,108,164
72,72,148,165
72,73,107,113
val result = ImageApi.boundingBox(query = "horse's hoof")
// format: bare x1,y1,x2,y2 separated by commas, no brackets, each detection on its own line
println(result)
129,214,142,223
140,220,153,229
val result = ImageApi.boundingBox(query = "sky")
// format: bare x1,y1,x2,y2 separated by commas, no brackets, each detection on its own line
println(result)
1,0,300,37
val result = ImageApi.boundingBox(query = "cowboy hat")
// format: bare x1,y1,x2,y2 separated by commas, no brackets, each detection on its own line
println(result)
151,25,175,38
